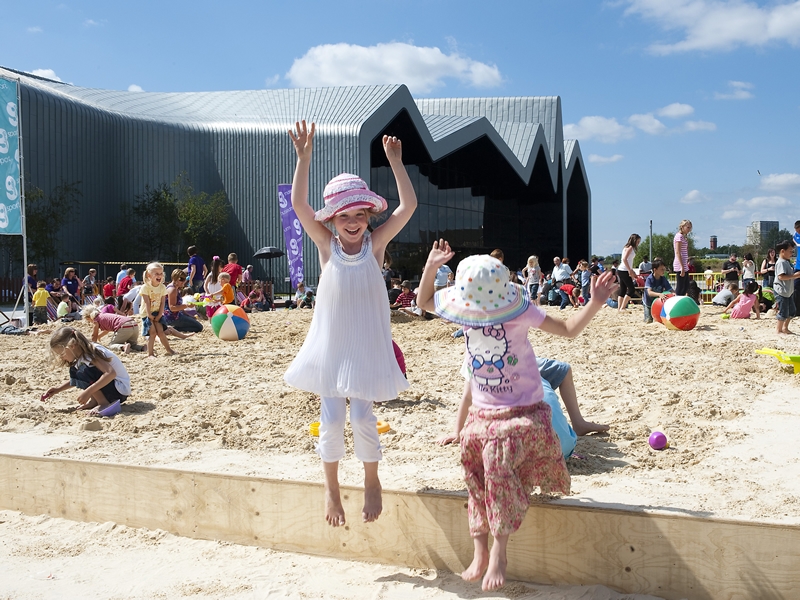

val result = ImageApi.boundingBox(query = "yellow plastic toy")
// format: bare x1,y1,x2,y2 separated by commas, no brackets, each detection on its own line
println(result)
756,348,800,374
309,421,391,436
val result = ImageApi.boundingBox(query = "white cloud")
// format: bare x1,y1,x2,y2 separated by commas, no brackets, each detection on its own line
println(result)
285,42,502,93
588,154,624,164
629,113,667,134
680,189,707,204
760,172,800,191
29,69,61,82
563,116,635,143
127,84,144,92
682,120,716,131
27,26,42,33
715,80,754,100
264,74,280,87
734,195,791,208
722,210,746,220
84,19,101,26
623,0,800,54
657,102,694,118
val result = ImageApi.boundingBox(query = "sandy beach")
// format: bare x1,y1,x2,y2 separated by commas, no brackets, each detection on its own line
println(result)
1,303,798,598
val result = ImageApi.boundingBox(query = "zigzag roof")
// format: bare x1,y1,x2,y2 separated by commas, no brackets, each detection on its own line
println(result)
2,67,587,191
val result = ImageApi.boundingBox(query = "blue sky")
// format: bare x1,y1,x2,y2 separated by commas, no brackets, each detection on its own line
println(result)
4,0,800,256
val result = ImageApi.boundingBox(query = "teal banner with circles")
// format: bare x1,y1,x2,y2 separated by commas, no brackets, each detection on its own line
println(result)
0,77,21,235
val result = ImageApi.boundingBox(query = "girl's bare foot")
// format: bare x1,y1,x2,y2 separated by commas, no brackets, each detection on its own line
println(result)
325,487,346,527
362,483,382,523
572,419,610,436
147,354,157,360
462,535,489,582
482,534,508,591
166,350,176,356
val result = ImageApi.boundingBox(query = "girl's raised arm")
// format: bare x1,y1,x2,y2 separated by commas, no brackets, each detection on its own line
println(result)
371,136,418,251
288,121,331,250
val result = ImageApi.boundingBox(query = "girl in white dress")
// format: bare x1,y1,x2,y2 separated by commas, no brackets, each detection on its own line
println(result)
284,121,417,527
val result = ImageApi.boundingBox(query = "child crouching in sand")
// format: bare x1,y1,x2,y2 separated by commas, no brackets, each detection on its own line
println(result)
41,327,131,415
417,240,616,591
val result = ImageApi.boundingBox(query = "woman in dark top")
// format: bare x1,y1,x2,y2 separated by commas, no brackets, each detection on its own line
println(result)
760,248,776,288
61,267,82,303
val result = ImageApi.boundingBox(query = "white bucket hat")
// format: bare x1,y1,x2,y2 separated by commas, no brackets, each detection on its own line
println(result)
433,255,529,326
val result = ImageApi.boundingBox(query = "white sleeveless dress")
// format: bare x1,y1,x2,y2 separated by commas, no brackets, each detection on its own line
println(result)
284,233,409,402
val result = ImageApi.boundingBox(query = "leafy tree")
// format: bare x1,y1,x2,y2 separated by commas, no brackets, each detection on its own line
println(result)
122,174,230,262
26,181,81,276
131,183,181,260
173,173,230,259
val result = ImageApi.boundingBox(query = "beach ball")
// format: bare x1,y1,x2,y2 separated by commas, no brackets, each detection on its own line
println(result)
650,293,674,324
211,304,250,341
661,296,700,331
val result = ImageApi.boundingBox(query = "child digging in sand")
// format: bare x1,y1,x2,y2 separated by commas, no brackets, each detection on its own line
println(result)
283,121,416,527
41,327,131,415
417,240,616,591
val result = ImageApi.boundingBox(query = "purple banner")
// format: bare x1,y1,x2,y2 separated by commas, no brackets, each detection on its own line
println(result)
278,184,305,288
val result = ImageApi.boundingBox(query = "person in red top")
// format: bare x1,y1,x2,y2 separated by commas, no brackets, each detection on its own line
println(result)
102,277,116,299
116,268,136,297
222,253,243,287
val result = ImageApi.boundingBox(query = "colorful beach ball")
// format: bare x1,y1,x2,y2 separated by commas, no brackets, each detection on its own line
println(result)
650,293,675,324
211,305,250,341
661,296,700,331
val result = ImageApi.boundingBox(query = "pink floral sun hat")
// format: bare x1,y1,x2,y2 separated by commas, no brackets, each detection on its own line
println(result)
433,255,529,326
314,173,388,222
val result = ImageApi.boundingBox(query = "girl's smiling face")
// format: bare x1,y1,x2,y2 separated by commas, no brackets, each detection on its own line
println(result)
149,268,164,285
333,209,369,242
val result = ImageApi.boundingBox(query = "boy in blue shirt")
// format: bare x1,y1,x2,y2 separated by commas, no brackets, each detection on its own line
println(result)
644,258,673,323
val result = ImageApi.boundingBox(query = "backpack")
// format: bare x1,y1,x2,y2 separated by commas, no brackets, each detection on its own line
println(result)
548,288,560,305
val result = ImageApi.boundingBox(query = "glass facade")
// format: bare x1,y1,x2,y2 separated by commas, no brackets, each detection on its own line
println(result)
368,110,587,281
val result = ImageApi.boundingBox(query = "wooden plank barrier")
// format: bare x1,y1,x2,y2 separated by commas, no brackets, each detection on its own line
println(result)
1,453,798,600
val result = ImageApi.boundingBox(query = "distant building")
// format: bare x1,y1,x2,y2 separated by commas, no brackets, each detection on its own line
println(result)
746,221,779,246
710,235,717,250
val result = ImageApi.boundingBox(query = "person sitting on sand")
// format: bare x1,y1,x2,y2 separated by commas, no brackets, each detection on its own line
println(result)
724,281,760,319
57,293,81,322
391,281,417,315
643,258,673,324
712,283,738,307
438,356,609,448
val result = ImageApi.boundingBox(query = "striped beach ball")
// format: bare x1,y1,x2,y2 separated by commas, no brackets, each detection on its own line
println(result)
661,296,700,331
650,293,675,324
211,305,250,341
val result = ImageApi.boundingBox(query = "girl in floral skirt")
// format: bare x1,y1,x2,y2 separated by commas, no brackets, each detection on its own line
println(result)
417,240,616,592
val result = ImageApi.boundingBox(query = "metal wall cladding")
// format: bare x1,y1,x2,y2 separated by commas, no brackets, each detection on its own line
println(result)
5,66,591,284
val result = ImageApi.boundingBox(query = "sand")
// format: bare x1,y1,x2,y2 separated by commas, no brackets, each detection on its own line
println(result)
0,303,798,597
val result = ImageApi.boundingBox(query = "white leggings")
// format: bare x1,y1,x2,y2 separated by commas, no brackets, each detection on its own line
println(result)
318,396,382,463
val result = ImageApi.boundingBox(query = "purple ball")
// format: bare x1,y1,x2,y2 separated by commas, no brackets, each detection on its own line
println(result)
649,431,668,450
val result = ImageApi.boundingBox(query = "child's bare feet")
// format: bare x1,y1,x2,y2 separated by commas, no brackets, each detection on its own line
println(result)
572,418,610,436
325,487,346,527
362,482,382,522
165,350,176,356
147,354,157,360
462,534,489,582
482,534,508,591
123,343,131,354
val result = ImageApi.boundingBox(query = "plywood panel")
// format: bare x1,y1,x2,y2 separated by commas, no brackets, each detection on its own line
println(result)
1,453,798,600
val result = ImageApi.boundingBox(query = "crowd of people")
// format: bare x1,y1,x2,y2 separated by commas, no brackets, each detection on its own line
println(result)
23,118,800,594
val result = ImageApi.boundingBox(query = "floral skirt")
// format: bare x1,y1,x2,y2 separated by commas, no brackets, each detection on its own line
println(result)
461,402,570,537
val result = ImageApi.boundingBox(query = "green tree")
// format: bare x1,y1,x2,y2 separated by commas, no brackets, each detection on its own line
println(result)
173,173,230,259
25,181,82,276
132,183,181,260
